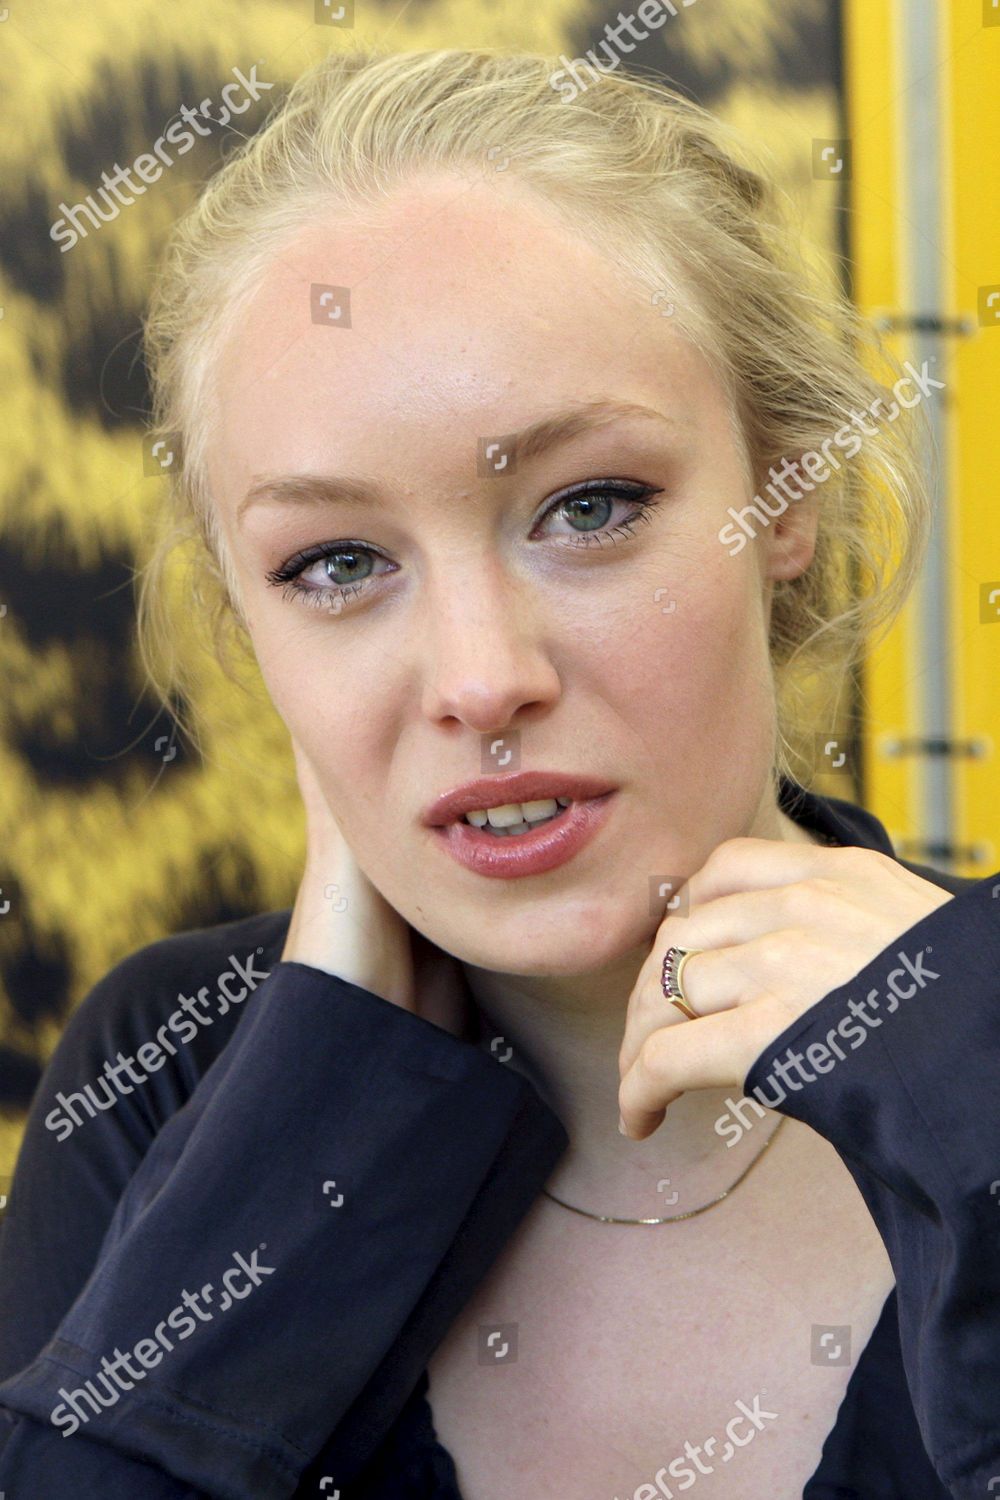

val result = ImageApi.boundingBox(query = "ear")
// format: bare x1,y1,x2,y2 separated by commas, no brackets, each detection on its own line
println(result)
755,453,823,583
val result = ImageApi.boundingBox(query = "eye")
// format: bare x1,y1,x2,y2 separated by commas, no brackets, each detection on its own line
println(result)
264,479,664,612
264,542,395,612
533,480,664,547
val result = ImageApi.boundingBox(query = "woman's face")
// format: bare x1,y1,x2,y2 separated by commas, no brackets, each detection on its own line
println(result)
207,171,819,975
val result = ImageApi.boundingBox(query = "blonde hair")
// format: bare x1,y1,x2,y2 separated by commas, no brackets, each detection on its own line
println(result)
138,46,933,792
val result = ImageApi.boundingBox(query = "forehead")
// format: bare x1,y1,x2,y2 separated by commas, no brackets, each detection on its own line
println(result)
207,173,726,498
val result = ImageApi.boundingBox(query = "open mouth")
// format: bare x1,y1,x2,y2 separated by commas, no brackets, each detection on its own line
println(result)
432,789,616,878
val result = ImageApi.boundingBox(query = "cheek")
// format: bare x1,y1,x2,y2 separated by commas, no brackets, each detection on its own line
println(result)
250,625,396,812
245,623,310,730
600,556,771,745
246,624,345,756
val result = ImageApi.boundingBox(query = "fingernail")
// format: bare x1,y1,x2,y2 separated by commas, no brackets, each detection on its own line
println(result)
618,1114,629,1136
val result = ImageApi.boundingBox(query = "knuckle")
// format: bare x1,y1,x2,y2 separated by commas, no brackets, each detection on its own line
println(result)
784,877,828,912
637,1027,672,1079
705,836,746,869
830,843,875,874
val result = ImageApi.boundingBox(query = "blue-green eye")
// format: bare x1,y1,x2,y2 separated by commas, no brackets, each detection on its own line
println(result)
265,544,394,611
265,480,663,612
536,481,663,546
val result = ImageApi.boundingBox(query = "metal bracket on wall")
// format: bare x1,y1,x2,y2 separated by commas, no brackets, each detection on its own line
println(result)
880,738,993,869
870,313,977,337
879,736,990,759
891,836,992,865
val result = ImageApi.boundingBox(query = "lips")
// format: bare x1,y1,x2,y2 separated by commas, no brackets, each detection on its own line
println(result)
430,789,617,878
422,771,619,827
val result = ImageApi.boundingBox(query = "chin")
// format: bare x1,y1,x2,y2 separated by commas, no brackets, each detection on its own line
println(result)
446,907,651,979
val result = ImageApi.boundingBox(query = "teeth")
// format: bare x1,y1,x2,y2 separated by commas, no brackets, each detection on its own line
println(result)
487,803,530,829
462,796,572,830
488,799,559,828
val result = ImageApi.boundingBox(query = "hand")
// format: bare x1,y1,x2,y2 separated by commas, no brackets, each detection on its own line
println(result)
281,735,471,1035
281,734,414,1008
617,839,955,1139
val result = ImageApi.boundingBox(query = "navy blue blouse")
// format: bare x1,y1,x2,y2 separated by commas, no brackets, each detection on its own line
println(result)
0,776,997,1497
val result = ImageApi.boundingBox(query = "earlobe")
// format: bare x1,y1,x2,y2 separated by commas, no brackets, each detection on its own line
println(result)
757,453,821,582
771,503,820,580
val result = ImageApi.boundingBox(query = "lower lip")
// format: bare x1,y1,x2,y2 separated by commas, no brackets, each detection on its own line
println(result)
430,792,616,879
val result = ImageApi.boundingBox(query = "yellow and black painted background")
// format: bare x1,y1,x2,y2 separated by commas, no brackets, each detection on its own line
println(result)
0,0,997,1175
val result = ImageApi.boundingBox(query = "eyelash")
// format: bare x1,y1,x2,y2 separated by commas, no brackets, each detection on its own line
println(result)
264,480,665,612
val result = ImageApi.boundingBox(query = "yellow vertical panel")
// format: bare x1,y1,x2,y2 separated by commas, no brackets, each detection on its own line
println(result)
843,0,999,872
942,0,1000,870
842,0,913,846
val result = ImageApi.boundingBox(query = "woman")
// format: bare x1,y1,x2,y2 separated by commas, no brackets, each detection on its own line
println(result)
0,46,996,1499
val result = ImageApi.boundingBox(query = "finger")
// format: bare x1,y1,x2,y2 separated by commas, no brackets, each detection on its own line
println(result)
618,999,783,1139
618,867,879,1082
659,878,870,958
682,839,893,913
619,933,790,1081
661,931,832,1020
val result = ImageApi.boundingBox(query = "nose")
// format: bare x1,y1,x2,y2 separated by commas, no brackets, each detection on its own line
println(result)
419,561,561,734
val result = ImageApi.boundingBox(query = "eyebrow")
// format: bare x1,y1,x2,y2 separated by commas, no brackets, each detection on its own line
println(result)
236,399,684,526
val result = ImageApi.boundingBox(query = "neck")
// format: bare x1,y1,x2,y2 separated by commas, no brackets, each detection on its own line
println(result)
459,804,822,1223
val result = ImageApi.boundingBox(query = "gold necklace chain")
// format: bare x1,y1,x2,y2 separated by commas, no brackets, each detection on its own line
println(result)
539,1116,787,1224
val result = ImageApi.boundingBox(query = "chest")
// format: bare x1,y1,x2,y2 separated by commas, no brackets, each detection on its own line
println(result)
424,1129,896,1499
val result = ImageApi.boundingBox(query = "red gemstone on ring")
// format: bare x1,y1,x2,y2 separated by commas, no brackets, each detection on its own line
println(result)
661,946,699,1020
661,945,683,998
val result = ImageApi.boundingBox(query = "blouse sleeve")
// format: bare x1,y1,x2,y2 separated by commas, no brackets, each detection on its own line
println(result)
741,872,1000,1499
0,958,569,1499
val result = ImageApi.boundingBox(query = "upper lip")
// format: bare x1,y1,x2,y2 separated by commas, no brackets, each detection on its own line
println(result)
422,771,618,827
